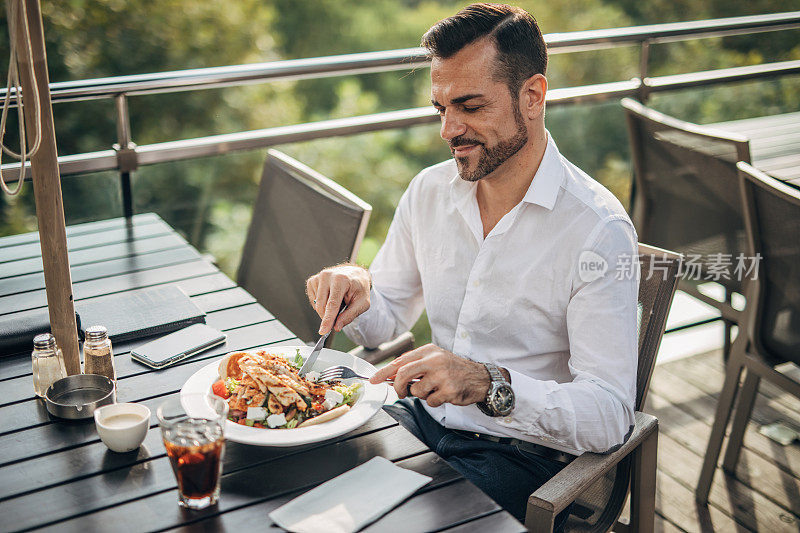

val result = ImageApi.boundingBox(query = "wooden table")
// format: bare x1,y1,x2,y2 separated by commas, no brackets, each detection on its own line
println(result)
0,214,524,533
710,110,800,188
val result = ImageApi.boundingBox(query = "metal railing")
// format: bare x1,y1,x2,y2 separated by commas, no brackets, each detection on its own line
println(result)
2,10,800,219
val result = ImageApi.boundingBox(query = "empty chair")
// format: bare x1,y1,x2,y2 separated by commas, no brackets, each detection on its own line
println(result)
527,244,683,533
238,149,371,346
696,162,800,504
238,149,414,359
622,98,752,356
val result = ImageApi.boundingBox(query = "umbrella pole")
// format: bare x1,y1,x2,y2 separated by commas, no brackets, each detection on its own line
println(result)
13,0,80,374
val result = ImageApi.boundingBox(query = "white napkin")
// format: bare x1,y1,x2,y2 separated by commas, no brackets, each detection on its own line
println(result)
269,456,432,533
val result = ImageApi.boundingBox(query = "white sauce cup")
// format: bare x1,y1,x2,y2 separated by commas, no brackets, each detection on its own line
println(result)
94,402,151,452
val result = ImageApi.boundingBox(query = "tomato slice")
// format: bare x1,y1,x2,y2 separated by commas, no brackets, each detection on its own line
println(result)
211,380,230,399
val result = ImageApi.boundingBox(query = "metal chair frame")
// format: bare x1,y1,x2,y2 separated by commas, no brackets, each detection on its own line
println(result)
623,98,752,357
696,162,800,504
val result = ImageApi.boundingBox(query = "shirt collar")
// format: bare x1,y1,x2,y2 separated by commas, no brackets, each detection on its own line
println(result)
448,130,565,212
521,131,565,211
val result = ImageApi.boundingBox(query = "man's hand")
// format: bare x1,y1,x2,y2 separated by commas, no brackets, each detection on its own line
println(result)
369,344,492,408
306,264,371,335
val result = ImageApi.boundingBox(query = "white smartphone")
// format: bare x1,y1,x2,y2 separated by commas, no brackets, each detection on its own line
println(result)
130,324,226,369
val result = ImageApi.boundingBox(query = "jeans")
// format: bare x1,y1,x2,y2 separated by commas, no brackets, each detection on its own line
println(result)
384,398,571,530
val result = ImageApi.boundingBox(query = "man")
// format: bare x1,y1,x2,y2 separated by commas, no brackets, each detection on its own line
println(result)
305,3,639,526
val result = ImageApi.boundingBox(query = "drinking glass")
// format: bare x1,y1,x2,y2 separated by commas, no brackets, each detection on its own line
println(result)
157,394,228,509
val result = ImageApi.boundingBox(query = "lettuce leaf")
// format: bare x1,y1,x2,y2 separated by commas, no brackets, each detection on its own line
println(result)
333,382,362,405
291,349,304,370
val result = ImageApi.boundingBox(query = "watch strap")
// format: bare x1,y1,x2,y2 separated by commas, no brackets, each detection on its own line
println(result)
484,362,506,384
476,400,494,416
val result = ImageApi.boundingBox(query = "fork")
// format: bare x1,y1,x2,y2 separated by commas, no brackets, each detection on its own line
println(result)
318,365,369,382
318,365,420,385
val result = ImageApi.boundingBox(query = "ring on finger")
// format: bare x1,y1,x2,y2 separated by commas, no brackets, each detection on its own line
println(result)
405,378,424,397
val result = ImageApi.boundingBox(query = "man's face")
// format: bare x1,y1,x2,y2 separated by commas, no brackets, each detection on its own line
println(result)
430,39,528,182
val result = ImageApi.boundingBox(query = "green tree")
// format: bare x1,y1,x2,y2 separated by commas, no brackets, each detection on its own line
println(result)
0,0,279,237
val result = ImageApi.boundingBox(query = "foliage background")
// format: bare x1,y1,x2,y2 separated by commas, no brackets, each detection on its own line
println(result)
0,0,798,348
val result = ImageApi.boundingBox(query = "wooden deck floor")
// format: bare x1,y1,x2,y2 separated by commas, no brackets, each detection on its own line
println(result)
640,349,800,532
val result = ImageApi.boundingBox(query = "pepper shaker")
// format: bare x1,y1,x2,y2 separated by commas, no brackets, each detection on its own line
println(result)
83,325,116,382
32,333,67,397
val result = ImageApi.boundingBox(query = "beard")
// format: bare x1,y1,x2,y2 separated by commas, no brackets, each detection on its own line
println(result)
451,105,528,183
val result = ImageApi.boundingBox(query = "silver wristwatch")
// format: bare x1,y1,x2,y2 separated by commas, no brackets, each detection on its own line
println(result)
477,363,515,417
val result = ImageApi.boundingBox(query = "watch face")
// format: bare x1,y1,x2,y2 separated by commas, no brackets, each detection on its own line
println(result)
491,383,515,415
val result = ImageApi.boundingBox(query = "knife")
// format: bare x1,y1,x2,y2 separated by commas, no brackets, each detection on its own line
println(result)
299,302,346,377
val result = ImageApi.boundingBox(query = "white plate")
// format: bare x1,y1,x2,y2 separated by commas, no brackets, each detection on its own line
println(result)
180,345,387,446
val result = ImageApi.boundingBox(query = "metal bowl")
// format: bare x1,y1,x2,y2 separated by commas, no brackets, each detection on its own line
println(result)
44,374,115,419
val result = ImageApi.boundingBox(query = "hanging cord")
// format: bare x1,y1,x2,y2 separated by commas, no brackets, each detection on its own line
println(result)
0,0,43,196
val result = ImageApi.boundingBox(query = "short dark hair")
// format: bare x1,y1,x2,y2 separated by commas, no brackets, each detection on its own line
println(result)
421,3,547,98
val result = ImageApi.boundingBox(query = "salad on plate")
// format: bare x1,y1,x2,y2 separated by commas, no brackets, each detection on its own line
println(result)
210,349,360,429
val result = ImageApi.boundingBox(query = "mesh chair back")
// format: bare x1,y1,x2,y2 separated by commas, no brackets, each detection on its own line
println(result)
237,150,371,344
739,163,800,365
635,244,683,410
565,244,682,532
623,98,748,293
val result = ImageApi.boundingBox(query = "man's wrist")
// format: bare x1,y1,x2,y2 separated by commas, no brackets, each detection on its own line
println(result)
357,264,372,293
499,367,510,383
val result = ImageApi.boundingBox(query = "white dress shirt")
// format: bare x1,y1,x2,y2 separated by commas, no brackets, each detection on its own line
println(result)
344,132,639,455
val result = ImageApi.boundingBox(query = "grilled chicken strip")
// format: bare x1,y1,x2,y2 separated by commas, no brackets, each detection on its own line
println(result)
266,385,302,407
240,362,304,407
267,394,283,414
228,377,265,411
276,374,310,397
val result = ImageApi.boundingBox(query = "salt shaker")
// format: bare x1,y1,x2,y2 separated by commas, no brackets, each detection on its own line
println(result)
83,325,116,382
31,333,67,397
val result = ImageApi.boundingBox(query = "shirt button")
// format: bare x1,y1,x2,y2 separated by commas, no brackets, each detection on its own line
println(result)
503,417,512,423
472,280,480,287
460,331,468,339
